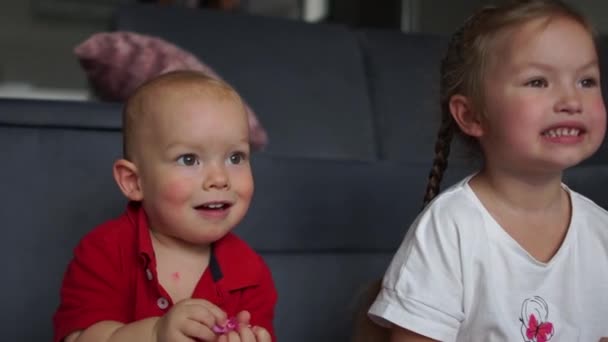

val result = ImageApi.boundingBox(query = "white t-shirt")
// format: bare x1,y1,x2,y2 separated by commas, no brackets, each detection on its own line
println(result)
369,175,608,342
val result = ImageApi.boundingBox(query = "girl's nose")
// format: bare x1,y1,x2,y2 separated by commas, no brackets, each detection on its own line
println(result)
554,88,582,115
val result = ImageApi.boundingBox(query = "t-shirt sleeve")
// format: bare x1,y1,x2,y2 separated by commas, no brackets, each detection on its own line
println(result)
241,255,278,341
368,203,466,342
53,230,129,342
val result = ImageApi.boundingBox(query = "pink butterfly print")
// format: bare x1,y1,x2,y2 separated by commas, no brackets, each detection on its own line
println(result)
526,314,554,342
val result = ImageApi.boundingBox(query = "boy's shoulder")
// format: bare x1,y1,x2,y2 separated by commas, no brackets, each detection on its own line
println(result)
78,205,138,247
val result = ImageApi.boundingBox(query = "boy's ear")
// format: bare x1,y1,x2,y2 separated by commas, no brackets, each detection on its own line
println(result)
449,95,484,137
113,159,143,201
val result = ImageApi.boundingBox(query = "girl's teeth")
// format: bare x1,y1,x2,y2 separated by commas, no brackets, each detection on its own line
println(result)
544,128,580,137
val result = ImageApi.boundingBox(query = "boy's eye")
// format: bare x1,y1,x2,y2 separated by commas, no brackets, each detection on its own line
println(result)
177,154,199,166
229,152,247,165
525,78,548,88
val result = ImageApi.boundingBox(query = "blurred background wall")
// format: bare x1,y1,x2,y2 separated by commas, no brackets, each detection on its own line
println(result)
0,0,606,97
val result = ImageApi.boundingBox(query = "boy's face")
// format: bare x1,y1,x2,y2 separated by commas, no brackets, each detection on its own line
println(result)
133,87,253,246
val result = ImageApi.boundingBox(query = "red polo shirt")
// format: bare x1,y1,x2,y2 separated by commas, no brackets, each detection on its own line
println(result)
53,202,277,342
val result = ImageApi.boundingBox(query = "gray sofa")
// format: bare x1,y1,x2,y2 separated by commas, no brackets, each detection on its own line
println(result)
2,4,608,341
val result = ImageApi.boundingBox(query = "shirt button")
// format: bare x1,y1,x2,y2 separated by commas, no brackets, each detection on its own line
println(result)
146,268,153,281
157,297,169,310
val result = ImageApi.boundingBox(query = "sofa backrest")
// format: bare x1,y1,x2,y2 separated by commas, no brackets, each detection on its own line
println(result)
115,4,378,162
0,99,124,340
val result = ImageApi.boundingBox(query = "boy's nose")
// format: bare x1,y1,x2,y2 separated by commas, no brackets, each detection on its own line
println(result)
203,164,229,190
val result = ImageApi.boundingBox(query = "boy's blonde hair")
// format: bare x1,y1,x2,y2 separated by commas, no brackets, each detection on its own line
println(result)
121,70,245,161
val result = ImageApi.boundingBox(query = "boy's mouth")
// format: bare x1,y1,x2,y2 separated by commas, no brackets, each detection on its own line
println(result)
194,201,233,211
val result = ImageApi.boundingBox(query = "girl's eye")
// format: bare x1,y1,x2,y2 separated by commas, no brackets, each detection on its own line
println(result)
580,78,598,88
177,154,199,166
229,152,247,165
525,78,548,88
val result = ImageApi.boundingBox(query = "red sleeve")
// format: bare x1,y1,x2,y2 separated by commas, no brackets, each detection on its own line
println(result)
241,256,278,341
53,228,130,342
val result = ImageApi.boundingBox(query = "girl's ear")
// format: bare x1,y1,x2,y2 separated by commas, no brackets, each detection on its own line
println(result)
449,95,484,137
113,159,144,201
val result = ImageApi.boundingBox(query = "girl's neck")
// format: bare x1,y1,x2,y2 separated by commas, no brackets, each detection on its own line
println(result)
470,167,565,213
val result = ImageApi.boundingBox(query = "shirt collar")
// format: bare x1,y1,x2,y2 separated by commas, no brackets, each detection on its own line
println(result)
126,201,262,290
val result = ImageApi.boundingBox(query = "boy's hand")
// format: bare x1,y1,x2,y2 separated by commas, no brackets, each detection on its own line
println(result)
216,325,271,342
153,298,227,342
216,311,271,342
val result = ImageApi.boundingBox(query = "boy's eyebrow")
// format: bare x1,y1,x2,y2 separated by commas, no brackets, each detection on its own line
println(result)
232,140,251,151
163,141,198,153
164,139,251,152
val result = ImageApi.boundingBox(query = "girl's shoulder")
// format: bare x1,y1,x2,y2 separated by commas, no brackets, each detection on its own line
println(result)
409,174,490,241
422,174,484,219
567,188,608,237
568,188,608,219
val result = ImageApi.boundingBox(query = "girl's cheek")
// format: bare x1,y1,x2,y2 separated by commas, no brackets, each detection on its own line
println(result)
592,98,607,114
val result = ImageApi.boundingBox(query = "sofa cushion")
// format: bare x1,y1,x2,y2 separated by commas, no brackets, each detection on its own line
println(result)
227,156,471,340
115,4,377,161
0,99,124,341
74,31,268,151
358,30,452,164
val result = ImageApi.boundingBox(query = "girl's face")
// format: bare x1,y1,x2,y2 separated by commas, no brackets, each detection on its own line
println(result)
477,16,606,177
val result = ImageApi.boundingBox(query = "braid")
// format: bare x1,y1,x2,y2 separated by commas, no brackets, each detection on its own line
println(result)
422,7,495,208
423,118,454,207
422,21,465,208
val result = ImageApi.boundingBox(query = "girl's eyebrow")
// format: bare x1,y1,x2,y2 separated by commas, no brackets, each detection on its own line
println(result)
577,59,600,71
517,59,599,72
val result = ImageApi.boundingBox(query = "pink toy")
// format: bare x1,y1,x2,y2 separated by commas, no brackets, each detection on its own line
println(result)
212,317,239,334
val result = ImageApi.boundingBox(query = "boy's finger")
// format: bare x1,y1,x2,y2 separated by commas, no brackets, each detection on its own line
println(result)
226,330,241,342
187,300,228,323
186,303,225,328
182,319,216,341
236,310,251,324
237,325,256,342
252,326,271,342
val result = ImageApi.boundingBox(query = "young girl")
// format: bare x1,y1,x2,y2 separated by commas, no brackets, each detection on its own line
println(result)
367,0,608,341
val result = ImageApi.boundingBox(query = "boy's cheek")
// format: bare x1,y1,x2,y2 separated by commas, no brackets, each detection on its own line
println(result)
159,179,194,204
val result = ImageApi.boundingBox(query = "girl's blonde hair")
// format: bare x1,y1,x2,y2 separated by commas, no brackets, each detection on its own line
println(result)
423,0,595,205
353,1,595,341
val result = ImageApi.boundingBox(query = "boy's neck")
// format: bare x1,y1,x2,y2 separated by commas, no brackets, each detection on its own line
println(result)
149,229,212,259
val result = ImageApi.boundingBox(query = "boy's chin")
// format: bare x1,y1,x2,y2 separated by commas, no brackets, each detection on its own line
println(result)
187,227,235,245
